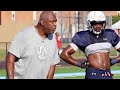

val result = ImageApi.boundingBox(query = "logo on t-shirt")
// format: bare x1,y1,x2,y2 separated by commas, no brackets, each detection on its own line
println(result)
36,45,48,61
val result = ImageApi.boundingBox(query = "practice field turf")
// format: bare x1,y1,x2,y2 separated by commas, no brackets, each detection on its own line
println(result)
54,65,120,79
0,65,120,79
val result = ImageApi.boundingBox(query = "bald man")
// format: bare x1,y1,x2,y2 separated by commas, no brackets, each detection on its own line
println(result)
6,11,60,79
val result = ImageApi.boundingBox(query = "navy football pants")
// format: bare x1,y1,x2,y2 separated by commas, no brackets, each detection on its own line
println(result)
85,68,113,79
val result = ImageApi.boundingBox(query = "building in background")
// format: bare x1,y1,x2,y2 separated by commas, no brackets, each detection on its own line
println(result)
0,11,119,42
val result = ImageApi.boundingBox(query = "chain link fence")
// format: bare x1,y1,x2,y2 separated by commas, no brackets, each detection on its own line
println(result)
56,11,117,57
56,11,113,43
0,11,116,62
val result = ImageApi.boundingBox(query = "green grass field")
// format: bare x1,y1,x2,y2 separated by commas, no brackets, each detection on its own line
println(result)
0,49,6,61
54,65,120,79
0,43,120,79
0,65,120,79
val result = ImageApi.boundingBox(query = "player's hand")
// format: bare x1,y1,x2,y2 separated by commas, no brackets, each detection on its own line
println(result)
77,60,89,68
81,61,89,68
110,58,117,66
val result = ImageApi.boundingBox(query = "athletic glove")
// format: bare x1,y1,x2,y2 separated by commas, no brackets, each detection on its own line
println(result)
110,59,117,66
77,60,89,68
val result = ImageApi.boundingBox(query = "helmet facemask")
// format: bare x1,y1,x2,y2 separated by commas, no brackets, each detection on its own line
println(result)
87,20,106,35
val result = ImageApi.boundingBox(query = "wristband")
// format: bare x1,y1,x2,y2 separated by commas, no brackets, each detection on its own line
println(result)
76,61,81,67
8,74,14,76
111,59,117,65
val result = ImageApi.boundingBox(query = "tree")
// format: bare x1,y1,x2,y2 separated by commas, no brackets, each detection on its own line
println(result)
112,15,120,24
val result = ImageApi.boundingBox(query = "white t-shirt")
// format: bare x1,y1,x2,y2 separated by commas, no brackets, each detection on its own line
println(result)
9,26,60,79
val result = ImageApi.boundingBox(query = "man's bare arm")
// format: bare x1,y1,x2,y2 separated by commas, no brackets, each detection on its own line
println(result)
60,45,78,66
6,53,16,79
47,65,56,79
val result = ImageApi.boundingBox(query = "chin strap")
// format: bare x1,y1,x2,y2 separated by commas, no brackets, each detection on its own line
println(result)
92,30,101,35
91,27,105,35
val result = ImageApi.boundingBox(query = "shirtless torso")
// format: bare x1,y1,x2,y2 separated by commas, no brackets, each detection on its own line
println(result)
88,52,110,69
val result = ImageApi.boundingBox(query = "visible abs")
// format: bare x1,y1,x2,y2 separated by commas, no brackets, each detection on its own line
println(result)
87,52,111,70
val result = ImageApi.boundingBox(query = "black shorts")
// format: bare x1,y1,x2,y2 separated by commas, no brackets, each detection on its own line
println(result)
85,68,113,79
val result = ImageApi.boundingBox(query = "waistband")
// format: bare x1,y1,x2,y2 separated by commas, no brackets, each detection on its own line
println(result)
85,68,113,78
88,65,110,70
86,67,111,72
